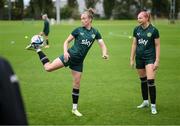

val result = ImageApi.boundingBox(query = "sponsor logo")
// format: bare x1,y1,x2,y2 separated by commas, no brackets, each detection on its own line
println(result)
138,38,148,46
81,39,92,47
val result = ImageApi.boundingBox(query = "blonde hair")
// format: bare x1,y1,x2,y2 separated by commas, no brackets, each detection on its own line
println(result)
42,14,48,19
83,8,95,20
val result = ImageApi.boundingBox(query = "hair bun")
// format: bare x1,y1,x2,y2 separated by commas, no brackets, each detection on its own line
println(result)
87,8,95,15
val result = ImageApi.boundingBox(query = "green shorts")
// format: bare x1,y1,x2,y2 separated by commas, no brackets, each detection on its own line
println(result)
59,55,83,72
135,56,155,69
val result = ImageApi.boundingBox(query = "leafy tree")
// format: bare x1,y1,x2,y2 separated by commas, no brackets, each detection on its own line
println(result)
11,0,24,19
152,0,169,17
176,0,180,18
67,0,79,19
112,0,135,19
0,0,5,19
0,0,5,8
103,0,115,19
85,0,99,9
68,0,78,8
26,0,54,19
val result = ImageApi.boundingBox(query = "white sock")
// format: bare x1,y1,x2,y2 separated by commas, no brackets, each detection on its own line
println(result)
36,48,41,53
73,104,77,110
151,104,156,107
144,100,149,104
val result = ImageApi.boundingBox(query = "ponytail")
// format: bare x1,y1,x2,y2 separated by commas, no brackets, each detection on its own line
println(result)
84,8,95,20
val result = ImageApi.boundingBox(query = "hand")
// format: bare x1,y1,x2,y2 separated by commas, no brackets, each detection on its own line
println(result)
64,51,70,63
39,32,43,36
153,60,159,71
130,59,135,68
102,54,109,60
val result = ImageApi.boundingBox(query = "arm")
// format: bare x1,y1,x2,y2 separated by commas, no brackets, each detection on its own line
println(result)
63,34,74,62
43,21,48,33
40,21,48,36
98,39,109,59
0,58,28,125
39,22,46,36
154,38,160,70
39,32,44,36
130,37,137,67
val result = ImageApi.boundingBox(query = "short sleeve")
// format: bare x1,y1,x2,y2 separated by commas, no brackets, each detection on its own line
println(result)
133,27,137,37
95,30,102,40
153,28,160,39
71,28,79,38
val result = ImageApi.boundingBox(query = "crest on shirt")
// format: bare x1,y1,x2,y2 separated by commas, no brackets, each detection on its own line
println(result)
91,34,95,39
147,32,152,37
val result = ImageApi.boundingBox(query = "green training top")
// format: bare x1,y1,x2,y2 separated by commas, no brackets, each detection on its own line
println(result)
133,24,159,59
68,26,102,63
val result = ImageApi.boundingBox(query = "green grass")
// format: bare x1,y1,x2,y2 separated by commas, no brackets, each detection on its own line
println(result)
0,20,180,125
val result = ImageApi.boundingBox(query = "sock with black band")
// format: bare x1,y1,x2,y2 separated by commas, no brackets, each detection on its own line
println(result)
72,88,79,110
140,77,148,100
147,79,156,104
36,50,49,65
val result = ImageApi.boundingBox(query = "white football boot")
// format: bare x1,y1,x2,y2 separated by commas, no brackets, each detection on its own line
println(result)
137,100,149,108
72,109,83,117
151,104,157,115
25,44,35,51
25,43,42,51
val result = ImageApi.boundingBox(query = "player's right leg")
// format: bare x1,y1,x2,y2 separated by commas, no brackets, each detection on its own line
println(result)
43,57,64,72
25,43,41,51
26,40,64,71
135,57,149,108
137,69,149,108
36,49,64,72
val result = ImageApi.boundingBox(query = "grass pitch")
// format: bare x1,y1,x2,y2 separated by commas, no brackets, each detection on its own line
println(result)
0,20,180,125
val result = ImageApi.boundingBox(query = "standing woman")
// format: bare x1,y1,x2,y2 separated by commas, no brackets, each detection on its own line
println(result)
130,11,160,114
26,8,108,117
40,14,50,48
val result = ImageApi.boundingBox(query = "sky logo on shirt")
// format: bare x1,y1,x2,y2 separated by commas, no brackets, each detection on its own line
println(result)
81,39,92,47
138,38,148,46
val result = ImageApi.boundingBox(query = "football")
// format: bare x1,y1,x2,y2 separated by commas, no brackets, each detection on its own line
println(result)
31,35,44,46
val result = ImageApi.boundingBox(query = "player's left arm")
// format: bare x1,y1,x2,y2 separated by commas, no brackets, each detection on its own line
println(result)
154,38,160,70
63,34,74,62
98,39,109,59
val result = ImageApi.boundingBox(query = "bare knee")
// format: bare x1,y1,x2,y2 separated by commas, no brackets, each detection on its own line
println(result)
44,65,53,72
44,67,52,72
73,78,81,88
137,69,146,78
75,79,81,85
72,70,82,89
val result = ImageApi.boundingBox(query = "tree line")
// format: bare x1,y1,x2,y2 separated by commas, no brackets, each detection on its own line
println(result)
0,0,179,20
